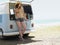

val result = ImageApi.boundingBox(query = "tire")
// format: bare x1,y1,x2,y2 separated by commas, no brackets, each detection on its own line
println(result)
0,29,4,39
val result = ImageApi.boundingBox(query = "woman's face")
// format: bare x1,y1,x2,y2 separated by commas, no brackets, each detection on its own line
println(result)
18,4,21,9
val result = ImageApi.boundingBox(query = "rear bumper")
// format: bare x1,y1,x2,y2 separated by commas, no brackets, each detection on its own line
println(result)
3,30,35,36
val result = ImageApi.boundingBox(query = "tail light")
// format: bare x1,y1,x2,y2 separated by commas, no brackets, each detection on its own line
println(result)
32,23,34,27
10,25,13,29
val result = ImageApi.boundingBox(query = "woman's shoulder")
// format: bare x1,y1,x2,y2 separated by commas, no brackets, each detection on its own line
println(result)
14,8,17,10
14,8,16,11
14,8,19,11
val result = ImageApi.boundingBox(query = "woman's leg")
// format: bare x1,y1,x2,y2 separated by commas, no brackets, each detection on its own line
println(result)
21,22,26,34
16,21,23,39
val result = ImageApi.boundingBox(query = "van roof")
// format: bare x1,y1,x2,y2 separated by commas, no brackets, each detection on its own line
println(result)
0,1,31,5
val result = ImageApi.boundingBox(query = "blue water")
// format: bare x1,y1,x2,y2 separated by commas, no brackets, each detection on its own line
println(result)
34,20,60,24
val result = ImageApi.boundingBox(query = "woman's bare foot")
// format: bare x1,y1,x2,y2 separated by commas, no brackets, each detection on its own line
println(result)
19,36,25,41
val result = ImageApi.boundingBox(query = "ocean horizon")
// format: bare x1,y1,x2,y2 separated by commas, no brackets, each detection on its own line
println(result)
34,20,60,24
34,20,60,28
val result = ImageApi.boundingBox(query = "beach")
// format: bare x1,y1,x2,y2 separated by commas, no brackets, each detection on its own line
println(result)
28,22,60,45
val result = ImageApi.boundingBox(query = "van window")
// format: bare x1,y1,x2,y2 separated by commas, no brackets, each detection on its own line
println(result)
23,5,33,20
23,5,33,15
9,3,15,20
10,9,14,15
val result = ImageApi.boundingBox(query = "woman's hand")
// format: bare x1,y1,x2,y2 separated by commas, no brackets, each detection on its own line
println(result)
24,13,28,21
24,17,28,21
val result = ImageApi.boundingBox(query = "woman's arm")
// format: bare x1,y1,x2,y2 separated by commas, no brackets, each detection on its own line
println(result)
14,8,19,14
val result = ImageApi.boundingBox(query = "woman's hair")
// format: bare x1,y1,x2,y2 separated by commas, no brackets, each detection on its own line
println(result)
15,2,22,8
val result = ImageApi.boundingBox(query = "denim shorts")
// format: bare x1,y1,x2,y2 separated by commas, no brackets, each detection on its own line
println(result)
15,18,24,22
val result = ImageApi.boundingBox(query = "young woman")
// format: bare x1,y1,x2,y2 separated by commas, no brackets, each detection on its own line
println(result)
14,2,27,41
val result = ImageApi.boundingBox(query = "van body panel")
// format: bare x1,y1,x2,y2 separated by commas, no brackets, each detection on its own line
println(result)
0,2,34,36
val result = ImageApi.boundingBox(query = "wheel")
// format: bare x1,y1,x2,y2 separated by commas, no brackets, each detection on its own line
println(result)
0,30,4,39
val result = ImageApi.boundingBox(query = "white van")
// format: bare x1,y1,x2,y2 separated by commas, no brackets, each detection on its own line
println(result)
0,0,34,38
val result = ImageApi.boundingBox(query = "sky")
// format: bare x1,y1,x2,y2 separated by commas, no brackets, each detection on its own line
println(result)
40,0,60,20
31,0,60,22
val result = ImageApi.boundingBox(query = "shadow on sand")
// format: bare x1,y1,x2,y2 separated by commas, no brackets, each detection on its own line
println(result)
0,36,43,45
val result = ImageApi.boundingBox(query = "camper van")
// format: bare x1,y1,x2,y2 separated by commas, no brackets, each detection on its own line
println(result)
0,0,34,38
